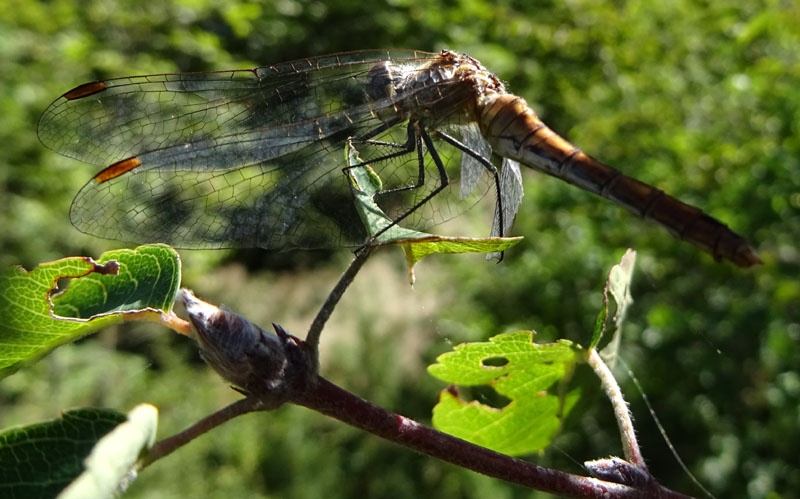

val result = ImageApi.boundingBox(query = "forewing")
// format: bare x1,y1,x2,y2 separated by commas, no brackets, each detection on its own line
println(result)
68,116,377,250
40,50,498,250
41,50,442,250
38,50,438,166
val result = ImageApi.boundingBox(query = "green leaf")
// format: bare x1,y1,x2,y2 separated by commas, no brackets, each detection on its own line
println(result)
59,404,159,499
0,244,182,378
589,249,637,353
428,331,582,456
346,141,432,244
396,235,523,284
0,408,128,499
345,141,522,282
51,245,181,319
399,237,523,266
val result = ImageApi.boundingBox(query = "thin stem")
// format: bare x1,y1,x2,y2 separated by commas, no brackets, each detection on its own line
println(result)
587,348,646,469
293,376,688,498
305,247,373,368
169,275,689,496
139,397,264,469
157,290,690,497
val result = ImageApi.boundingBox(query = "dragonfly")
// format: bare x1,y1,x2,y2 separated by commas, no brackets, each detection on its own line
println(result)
38,49,760,267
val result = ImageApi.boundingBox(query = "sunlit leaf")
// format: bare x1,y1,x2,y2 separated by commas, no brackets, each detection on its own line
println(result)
0,244,184,378
0,408,128,499
399,236,522,269
58,404,158,499
428,331,582,455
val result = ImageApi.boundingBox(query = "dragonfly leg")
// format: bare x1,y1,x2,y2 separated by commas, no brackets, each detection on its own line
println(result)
355,124,451,249
345,121,429,195
349,116,419,158
434,130,505,239
374,127,427,195
345,121,414,169
381,126,448,228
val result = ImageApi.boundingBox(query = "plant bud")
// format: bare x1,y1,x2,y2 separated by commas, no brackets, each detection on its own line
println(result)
180,289,292,395
584,457,650,488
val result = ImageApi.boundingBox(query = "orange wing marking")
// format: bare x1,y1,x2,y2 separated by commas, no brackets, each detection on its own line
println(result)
63,81,108,100
94,157,143,183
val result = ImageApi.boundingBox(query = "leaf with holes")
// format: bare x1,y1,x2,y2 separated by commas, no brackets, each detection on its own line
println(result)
0,244,186,378
428,331,583,456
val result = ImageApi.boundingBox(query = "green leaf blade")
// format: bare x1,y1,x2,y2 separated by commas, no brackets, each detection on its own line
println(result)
589,249,637,352
0,409,128,499
0,244,181,378
428,331,582,456
401,236,523,265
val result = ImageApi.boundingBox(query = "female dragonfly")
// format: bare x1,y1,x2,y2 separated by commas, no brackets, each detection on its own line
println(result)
38,49,760,267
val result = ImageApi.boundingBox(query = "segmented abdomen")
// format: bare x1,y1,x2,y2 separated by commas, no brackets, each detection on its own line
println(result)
477,94,760,267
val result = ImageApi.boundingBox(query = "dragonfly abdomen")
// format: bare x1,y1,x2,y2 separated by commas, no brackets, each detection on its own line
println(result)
477,94,760,267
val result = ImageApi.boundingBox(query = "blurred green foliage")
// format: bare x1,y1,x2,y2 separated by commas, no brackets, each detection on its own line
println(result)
1,0,798,497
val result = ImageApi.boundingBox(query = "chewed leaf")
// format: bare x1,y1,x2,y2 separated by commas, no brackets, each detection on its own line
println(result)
0,244,186,379
0,408,128,498
428,331,582,455
51,245,181,319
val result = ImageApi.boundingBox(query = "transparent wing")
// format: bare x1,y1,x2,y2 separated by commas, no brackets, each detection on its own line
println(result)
38,50,436,166
38,50,496,250
492,158,523,238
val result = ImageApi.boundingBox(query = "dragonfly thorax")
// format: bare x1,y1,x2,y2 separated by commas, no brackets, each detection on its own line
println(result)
365,51,507,130
365,60,409,124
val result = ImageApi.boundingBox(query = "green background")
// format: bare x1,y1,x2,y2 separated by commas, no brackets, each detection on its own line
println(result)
1,0,798,497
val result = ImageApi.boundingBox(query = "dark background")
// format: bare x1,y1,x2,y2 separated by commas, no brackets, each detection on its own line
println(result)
1,1,797,497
